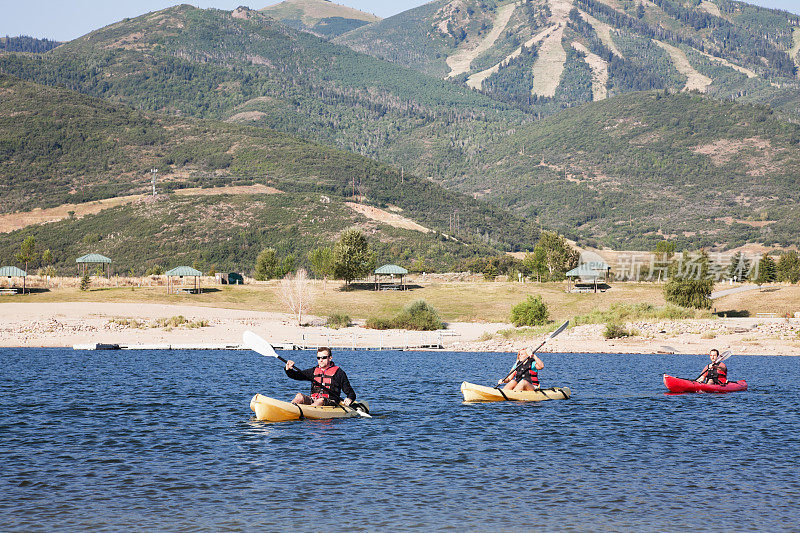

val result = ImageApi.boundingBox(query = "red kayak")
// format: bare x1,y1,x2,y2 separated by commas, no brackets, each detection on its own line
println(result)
663,374,748,393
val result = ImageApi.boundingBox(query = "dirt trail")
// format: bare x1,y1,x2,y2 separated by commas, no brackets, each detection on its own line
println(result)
467,24,558,89
345,202,430,233
0,185,282,233
447,3,516,78
699,49,756,78
653,39,712,92
572,41,608,101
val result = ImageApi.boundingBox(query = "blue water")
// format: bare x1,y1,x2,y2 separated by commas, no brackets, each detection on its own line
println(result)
1,348,798,532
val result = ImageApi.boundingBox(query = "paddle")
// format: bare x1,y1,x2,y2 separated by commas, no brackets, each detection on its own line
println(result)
242,331,371,418
495,320,570,389
693,350,732,382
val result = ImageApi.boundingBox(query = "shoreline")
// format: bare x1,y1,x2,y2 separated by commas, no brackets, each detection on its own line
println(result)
1,302,799,355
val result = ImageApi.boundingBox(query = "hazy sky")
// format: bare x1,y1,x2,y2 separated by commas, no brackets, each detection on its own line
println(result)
1,0,798,42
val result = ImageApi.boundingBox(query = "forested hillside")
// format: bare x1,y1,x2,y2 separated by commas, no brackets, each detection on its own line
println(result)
336,0,800,116
261,0,380,38
0,74,538,260
0,35,60,53
463,90,800,250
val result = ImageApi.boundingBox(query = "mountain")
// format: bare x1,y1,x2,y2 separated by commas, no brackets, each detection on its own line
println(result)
2,4,800,250
0,73,539,272
0,4,524,187
336,0,800,115
458,89,800,250
261,0,380,38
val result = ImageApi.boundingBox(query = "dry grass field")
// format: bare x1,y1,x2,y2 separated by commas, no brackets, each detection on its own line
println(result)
5,278,796,323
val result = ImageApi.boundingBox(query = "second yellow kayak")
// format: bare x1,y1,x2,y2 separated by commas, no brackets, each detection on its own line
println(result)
461,381,571,402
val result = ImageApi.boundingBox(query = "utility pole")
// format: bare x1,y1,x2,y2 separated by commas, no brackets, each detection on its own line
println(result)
151,168,158,196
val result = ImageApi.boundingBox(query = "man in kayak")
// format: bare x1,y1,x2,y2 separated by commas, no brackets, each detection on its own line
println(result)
697,349,728,385
284,347,357,407
498,347,543,391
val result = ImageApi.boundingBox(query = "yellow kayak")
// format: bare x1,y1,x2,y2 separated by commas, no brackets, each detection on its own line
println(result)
249,393,370,422
461,381,571,402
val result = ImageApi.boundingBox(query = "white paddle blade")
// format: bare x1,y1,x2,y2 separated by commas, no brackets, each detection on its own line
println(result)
548,320,570,340
717,350,732,363
242,330,279,358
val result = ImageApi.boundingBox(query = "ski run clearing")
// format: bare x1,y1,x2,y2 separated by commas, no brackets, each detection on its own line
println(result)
572,42,608,101
530,0,574,97
466,24,558,89
446,3,516,78
653,39,712,92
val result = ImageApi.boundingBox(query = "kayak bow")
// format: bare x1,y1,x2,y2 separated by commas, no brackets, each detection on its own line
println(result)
461,381,571,402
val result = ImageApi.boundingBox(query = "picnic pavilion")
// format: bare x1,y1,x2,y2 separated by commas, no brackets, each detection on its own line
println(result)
374,264,408,291
0,266,27,294
76,253,112,278
165,266,203,294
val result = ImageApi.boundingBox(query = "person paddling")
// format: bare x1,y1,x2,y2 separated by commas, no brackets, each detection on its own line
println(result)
697,349,728,385
284,347,357,407
498,347,543,391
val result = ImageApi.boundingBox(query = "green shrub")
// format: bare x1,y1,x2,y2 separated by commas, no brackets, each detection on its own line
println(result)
664,278,713,309
365,300,444,331
326,313,352,329
393,300,444,331
510,295,549,327
604,323,633,339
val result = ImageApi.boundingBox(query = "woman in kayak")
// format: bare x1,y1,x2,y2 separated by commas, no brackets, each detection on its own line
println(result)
284,347,357,407
498,348,543,391
697,349,728,385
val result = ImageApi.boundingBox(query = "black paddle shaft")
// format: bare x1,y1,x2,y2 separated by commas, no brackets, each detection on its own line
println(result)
496,339,547,387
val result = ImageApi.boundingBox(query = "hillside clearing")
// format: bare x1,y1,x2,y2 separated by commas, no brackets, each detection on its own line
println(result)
0,185,282,233
467,24,558,89
572,41,608,101
578,9,623,58
698,1,723,18
792,28,800,63
345,202,431,233
446,3,516,78
653,40,712,92
529,0,575,97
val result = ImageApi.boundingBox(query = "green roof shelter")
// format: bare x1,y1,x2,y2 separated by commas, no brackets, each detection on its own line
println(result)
374,264,408,291
76,253,112,278
0,266,27,294
165,266,203,294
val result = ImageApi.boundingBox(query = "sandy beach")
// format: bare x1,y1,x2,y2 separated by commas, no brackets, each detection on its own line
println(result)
2,301,799,355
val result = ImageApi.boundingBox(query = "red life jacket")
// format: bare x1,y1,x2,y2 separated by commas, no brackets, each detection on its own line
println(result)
514,361,540,387
311,365,340,399
707,363,728,384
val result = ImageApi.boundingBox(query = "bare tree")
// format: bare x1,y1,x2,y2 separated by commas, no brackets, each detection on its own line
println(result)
279,268,313,325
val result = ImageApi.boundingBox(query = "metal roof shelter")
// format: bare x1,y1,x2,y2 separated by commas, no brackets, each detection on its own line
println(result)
0,266,27,294
374,264,408,291
76,253,112,278
165,266,203,294
566,262,610,293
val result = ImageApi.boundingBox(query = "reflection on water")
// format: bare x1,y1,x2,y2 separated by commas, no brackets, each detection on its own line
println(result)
1,347,799,531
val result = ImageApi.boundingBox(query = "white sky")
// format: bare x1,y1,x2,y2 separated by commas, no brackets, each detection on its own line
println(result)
0,0,797,42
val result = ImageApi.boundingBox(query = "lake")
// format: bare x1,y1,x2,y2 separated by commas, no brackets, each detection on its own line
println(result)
1,348,798,531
